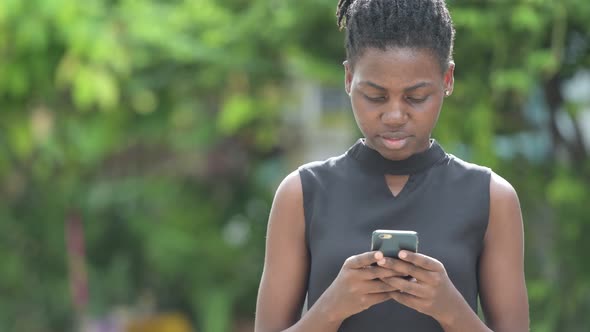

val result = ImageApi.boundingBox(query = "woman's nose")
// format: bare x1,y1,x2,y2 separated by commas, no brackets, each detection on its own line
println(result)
381,101,408,127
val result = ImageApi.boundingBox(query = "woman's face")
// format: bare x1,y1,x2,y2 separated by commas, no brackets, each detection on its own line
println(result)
345,47,454,161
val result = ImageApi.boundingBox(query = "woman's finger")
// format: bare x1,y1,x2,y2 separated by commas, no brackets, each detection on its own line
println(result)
377,257,434,283
381,276,429,298
364,279,400,294
398,251,444,272
358,265,407,280
344,251,384,269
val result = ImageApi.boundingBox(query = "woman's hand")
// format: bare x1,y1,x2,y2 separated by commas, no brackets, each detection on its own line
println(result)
315,251,404,323
377,250,468,326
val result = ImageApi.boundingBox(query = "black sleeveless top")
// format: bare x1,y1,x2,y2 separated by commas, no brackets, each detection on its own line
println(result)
298,139,491,332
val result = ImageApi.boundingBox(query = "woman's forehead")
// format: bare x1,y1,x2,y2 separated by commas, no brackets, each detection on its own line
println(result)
352,47,443,86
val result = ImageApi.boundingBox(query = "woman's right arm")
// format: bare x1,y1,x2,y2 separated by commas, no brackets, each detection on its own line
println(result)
255,171,399,332
254,171,341,332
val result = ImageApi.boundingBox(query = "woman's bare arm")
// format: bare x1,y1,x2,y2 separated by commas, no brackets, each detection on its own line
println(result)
255,171,342,332
479,172,530,331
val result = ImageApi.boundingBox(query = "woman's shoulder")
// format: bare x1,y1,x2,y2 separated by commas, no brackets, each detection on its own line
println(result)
297,150,350,173
296,150,354,185
274,148,352,198
443,153,519,204
432,153,493,191
443,153,493,176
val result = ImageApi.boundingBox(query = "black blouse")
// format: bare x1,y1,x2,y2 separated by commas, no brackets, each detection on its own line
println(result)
298,139,491,331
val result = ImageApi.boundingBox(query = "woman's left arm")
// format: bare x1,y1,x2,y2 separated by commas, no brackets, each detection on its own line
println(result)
379,172,529,331
477,172,530,331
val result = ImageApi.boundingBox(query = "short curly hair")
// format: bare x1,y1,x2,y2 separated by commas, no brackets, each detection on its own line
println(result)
336,0,455,72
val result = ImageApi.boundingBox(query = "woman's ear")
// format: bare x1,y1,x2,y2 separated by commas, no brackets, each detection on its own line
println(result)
344,60,352,96
444,61,455,96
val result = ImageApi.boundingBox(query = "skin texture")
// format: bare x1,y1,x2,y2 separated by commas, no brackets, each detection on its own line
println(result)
254,47,529,332
344,48,454,162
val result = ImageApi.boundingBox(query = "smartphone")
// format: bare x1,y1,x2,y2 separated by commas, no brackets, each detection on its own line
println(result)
370,229,419,258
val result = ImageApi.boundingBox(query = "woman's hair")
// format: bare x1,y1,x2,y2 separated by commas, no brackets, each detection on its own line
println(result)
336,0,455,71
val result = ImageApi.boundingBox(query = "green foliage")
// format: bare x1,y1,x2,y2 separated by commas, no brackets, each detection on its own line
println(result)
0,0,589,331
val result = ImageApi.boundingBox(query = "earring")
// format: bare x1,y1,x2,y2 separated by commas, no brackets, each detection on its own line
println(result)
444,90,450,97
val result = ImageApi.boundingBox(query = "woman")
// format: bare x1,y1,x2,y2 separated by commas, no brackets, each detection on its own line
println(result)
255,0,530,331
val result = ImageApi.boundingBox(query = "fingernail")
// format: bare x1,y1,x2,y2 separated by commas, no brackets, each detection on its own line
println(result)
399,251,407,259
378,259,386,265
375,251,383,260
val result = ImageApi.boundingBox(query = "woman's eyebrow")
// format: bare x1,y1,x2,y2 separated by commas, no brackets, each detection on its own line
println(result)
358,81,433,92
404,82,432,92
359,81,387,91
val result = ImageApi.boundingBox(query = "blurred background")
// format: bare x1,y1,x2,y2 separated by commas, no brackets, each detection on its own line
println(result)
0,0,589,331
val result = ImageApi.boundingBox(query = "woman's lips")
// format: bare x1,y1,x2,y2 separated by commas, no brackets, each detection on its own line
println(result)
380,135,409,150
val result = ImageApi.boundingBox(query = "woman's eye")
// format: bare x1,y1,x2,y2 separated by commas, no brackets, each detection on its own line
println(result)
407,96,428,103
364,95,387,103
